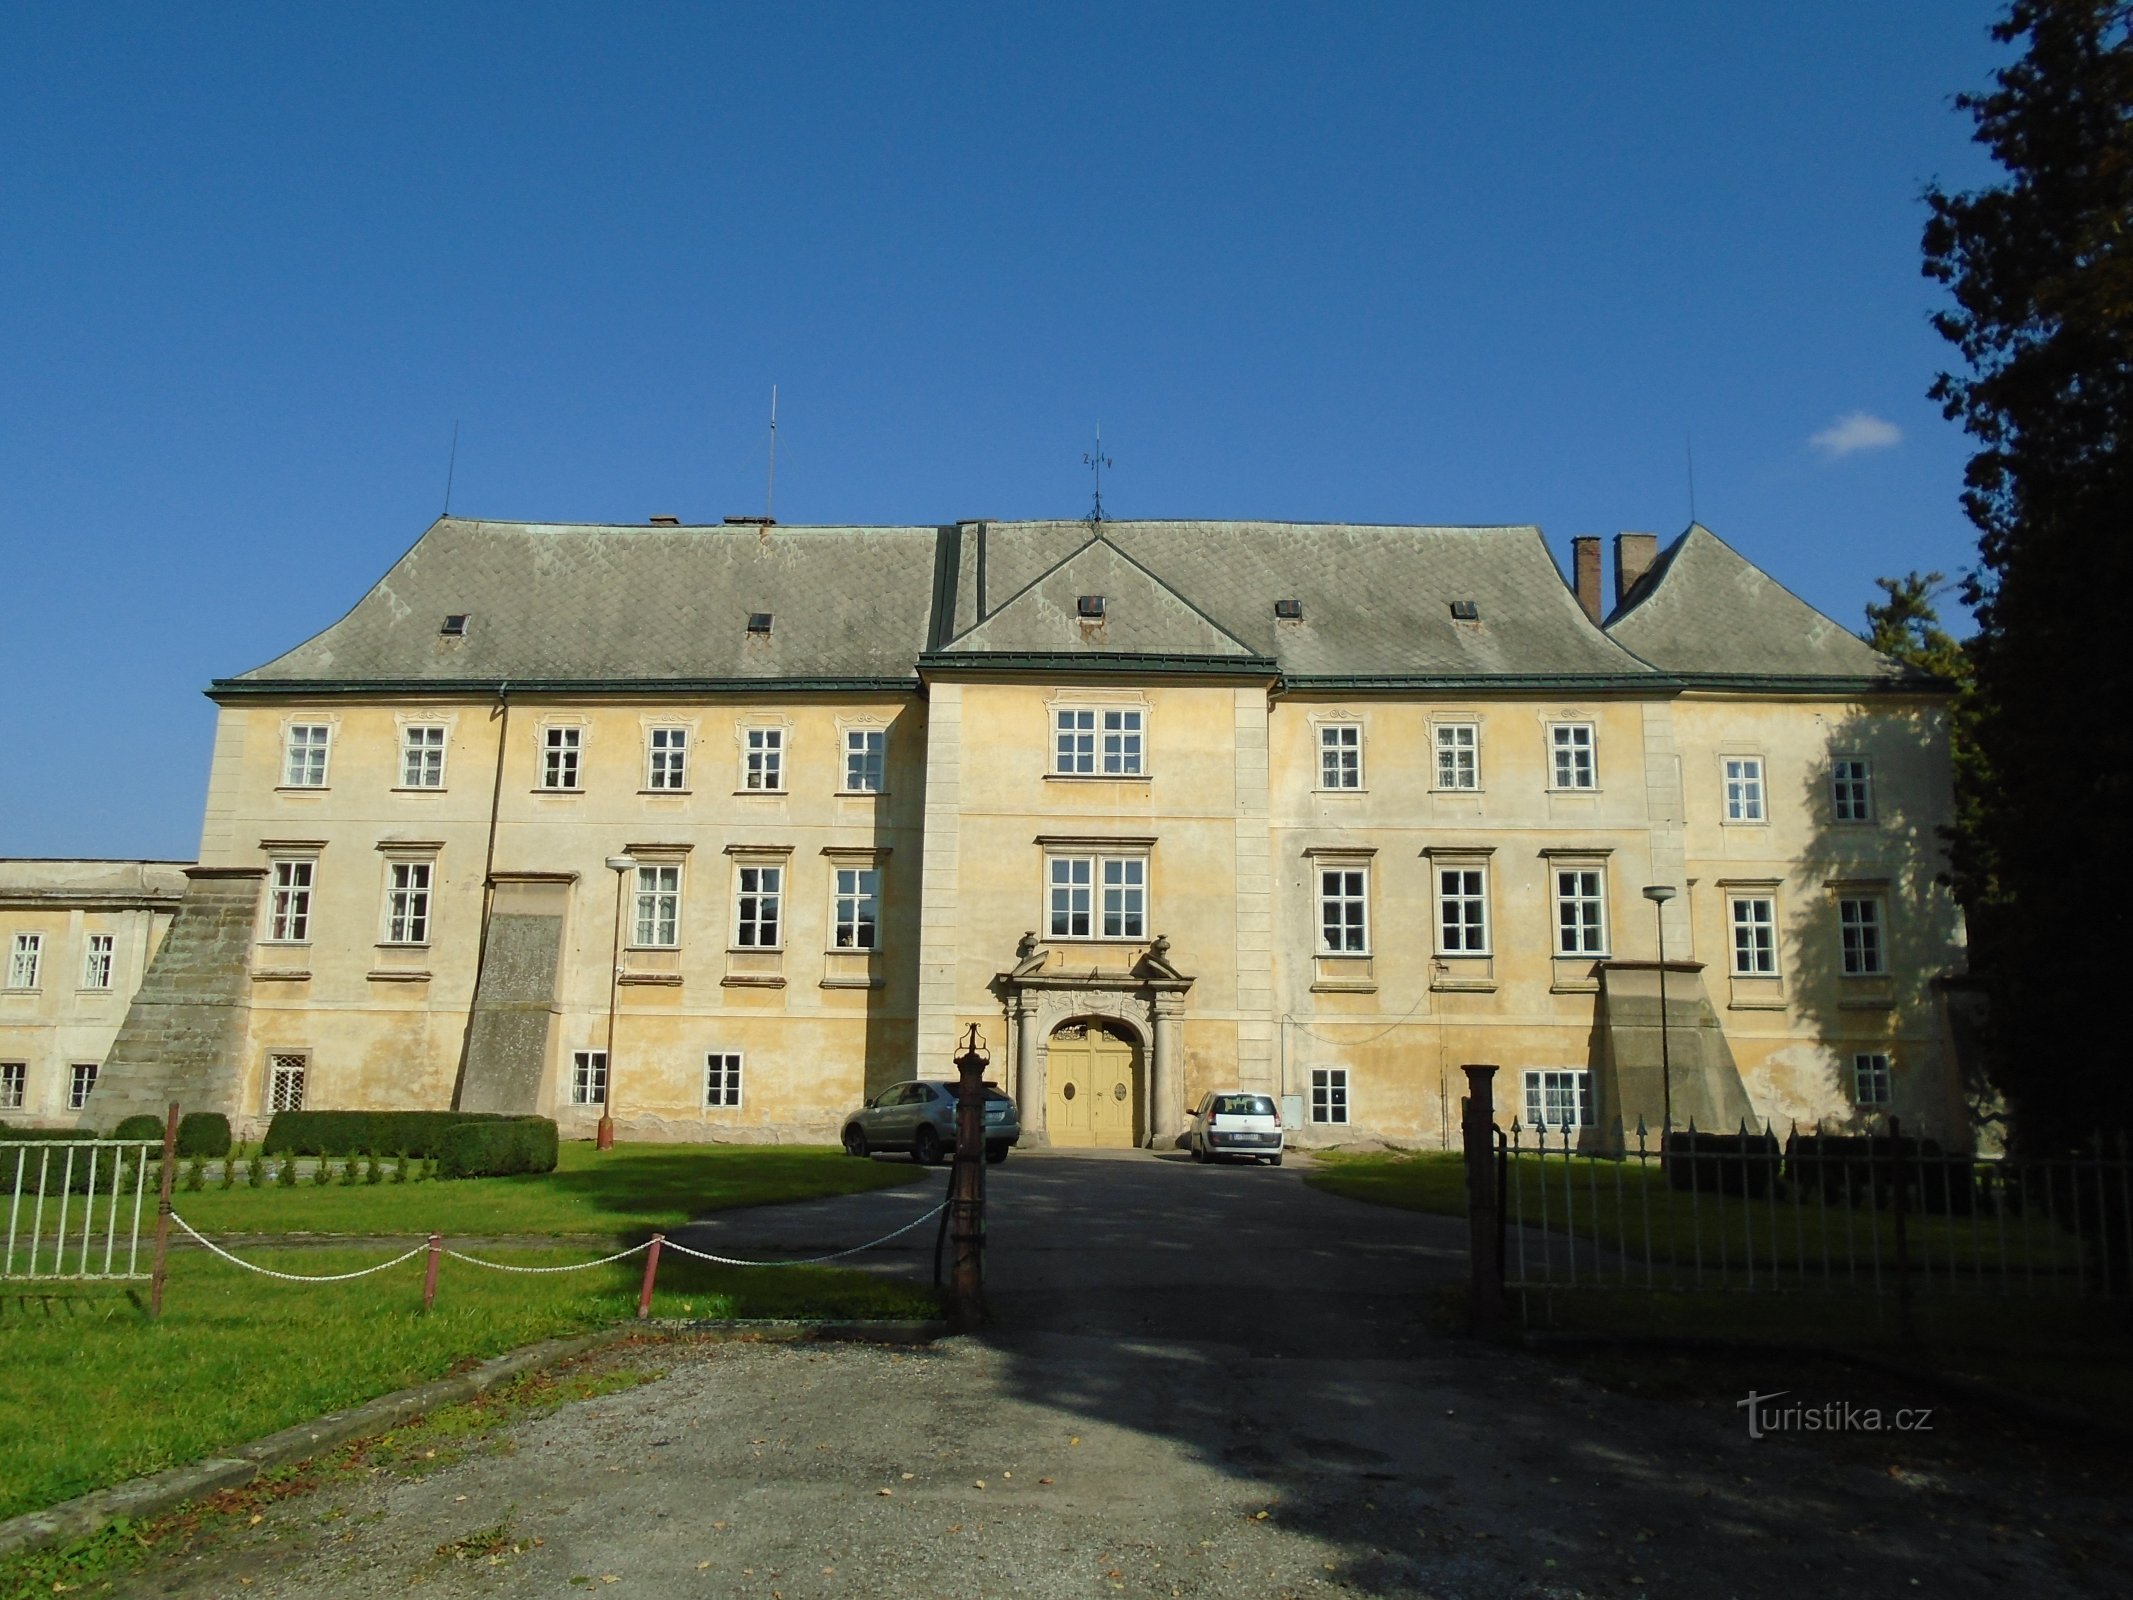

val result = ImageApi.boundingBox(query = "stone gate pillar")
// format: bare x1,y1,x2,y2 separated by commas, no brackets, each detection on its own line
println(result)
1147,992,1184,1149
1012,991,1045,1142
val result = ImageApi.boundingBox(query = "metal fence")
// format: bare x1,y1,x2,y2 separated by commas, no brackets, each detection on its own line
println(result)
3,1140,159,1281
1495,1116,2133,1303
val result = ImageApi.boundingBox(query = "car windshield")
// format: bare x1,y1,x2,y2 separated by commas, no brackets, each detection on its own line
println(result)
1213,1094,1276,1116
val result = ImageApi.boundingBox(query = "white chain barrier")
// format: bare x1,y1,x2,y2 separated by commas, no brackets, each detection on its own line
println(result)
169,1214,429,1283
663,1200,947,1267
170,1199,946,1283
443,1242,651,1274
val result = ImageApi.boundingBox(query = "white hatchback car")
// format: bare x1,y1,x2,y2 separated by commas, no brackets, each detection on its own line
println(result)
1185,1090,1285,1165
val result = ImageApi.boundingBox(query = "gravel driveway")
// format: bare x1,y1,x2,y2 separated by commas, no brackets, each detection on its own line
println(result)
113,1150,2133,1598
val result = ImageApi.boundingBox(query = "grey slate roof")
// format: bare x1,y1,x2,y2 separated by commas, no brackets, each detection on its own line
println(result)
228,519,946,687
218,515,1914,696
1605,524,1906,685
937,521,1659,683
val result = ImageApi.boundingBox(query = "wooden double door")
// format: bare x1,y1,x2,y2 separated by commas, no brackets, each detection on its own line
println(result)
1045,1020,1140,1148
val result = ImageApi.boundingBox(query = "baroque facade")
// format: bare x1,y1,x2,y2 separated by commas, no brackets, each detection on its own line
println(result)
83,516,1967,1148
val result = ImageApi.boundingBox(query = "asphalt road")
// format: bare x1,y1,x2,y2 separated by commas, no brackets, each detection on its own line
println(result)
113,1149,2133,1599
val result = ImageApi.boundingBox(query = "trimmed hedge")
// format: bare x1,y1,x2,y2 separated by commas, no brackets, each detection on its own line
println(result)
111,1114,165,1143
437,1117,559,1179
177,1112,232,1158
0,1124,99,1141
262,1110,523,1158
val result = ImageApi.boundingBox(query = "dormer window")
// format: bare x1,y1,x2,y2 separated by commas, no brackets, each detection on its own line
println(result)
1077,595,1106,619
440,614,468,636
746,613,773,634
1274,598,1303,619
1449,600,1480,621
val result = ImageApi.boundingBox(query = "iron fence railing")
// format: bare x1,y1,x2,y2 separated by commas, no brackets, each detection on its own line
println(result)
3,1139,159,1281
1497,1116,2133,1302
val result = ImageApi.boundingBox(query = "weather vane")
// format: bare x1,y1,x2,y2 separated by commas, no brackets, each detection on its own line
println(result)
1082,425,1112,523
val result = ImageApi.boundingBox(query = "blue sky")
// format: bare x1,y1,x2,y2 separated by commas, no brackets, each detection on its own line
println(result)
2,2,2004,859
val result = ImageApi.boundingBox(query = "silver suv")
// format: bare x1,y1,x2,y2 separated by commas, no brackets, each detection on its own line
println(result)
1185,1090,1285,1165
841,1080,1020,1165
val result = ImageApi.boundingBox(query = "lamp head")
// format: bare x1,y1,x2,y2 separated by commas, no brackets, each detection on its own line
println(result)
1641,884,1677,904
605,856,638,874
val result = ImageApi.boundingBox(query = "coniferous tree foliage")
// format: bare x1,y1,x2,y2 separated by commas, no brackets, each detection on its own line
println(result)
1923,1,2133,1151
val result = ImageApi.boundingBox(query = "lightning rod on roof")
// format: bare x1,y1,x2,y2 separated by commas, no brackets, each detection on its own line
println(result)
1083,424,1112,523
442,421,459,517
765,385,778,530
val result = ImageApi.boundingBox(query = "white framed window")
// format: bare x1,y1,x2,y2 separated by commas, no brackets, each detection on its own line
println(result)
647,727,689,791
705,1051,743,1108
401,725,447,788
283,724,331,788
383,860,433,945
570,1049,607,1106
1318,722,1362,790
1832,757,1873,823
7,933,42,989
1723,756,1766,822
268,1052,307,1113
1310,1067,1349,1125
743,727,785,791
1838,896,1887,976
1523,1068,1594,1130
68,1062,97,1110
267,859,316,943
82,932,116,989
1436,866,1490,954
1047,854,1146,940
633,865,682,949
844,729,885,793
1853,1052,1892,1105
1317,867,1369,954
1434,723,1479,790
1549,723,1596,790
1730,895,1778,975
734,864,783,948
541,726,581,791
1053,708,1144,776
1554,868,1607,955
833,866,879,949
0,1062,23,1110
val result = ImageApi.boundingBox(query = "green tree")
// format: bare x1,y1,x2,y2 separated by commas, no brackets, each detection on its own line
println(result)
1923,1,2133,1152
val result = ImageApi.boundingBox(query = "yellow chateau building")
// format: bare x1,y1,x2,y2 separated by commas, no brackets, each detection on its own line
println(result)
65,516,1965,1149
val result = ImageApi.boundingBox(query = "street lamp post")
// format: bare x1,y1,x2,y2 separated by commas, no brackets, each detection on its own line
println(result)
598,855,637,1152
1641,885,1678,1145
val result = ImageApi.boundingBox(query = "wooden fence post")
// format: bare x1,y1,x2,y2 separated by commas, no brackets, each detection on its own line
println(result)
423,1232,443,1311
148,1101,179,1320
1462,1065,1506,1335
638,1233,664,1319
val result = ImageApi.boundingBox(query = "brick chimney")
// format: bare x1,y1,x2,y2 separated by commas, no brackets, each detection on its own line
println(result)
1615,532,1660,606
1571,537,1604,625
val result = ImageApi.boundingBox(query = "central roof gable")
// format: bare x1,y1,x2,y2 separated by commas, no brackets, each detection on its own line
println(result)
940,534,1260,661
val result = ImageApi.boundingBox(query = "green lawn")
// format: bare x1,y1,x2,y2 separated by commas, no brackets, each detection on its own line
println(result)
0,1143,941,1523
167,1140,920,1237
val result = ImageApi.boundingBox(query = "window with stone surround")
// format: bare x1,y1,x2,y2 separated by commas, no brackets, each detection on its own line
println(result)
540,726,582,791
68,1062,97,1110
1318,722,1362,790
0,1062,24,1110
571,1050,607,1106
7,933,41,990
1549,723,1596,790
401,725,447,788
1434,722,1479,790
1730,895,1778,975
267,860,316,943
647,727,689,791
705,1052,743,1108
283,724,331,788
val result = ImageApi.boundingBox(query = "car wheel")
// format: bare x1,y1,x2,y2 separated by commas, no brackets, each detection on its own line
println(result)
1189,1142,1205,1163
985,1143,1009,1165
842,1125,868,1158
913,1126,943,1166
1268,1154,1283,1167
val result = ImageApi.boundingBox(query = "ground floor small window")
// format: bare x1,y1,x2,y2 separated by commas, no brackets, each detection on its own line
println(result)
1523,1068,1593,1131
0,1062,23,1110
705,1052,743,1108
571,1050,608,1106
1310,1068,1349,1125
268,1053,307,1113
68,1062,98,1110
1853,1052,1892,1105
